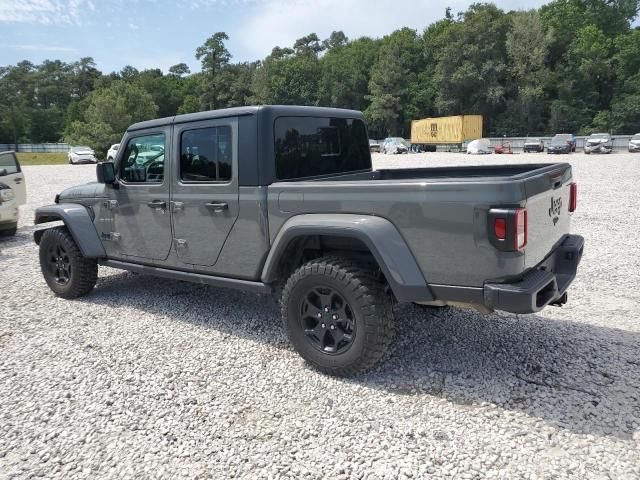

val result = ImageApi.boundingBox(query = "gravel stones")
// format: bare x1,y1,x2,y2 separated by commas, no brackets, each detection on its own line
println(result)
0,154,639,478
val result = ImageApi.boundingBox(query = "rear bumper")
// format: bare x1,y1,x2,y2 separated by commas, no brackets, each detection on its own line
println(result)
483,234,584,314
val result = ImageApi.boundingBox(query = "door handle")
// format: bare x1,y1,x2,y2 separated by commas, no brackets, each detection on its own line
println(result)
205,202,228,213
147,200,167,209
13,177,23,184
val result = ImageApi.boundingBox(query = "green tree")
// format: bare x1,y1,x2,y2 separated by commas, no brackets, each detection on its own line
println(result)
196,32,231,110
65,81,157,157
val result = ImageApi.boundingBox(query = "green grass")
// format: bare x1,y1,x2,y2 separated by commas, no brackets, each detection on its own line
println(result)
16,153,69,165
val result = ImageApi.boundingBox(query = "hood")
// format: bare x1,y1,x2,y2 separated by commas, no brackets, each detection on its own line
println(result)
630,139,640,145
58,182,108,201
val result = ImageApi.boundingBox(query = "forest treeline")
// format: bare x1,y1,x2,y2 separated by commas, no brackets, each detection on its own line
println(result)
0,0,639,155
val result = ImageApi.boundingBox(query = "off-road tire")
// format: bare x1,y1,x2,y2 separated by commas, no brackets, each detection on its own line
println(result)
39,226,98,299
281,255,394,376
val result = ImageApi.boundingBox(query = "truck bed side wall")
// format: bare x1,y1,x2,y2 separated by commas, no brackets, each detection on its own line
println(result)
266,179,529,287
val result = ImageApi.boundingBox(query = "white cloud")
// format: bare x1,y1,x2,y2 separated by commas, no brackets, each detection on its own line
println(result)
0,0,93,25
0,43,78,52
233,0,550,60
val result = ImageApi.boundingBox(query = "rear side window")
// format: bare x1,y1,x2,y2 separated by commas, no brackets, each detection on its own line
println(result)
274,117,371,180
180,126,232,182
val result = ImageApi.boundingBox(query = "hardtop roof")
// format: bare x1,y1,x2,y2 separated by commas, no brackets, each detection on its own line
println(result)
127,105,364,132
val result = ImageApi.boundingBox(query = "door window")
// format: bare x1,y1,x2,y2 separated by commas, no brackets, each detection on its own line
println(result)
180,126,232,182
0,152,20,175
120,134,166,183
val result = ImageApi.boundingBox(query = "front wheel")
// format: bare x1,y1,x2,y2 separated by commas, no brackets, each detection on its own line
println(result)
281,256,394,376
39,226,98,299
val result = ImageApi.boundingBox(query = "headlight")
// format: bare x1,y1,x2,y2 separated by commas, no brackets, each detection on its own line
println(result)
0,189,15,202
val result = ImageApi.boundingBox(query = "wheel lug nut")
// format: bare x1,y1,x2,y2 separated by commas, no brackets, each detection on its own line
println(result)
324,307,329,312
321,323,326,328
330,325,335,330
317,313,322,318
332,315,337,320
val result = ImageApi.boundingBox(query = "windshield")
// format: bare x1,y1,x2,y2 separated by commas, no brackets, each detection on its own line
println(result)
71,146,92,153
632,134,640,141
525,138,540,143
551,138,567,146
589,134,609,139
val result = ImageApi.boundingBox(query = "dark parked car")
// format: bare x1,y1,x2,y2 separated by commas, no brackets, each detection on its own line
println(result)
551,134,576,152
523,138,544,153
547,136,572,154
33,106,583,376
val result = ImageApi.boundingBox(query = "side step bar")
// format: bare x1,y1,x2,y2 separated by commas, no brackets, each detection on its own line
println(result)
99,259,272,294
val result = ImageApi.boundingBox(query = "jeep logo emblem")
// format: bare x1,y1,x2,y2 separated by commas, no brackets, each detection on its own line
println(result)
549,196,562,225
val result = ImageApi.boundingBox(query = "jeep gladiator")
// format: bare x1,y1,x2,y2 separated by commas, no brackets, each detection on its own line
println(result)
34,106,584,375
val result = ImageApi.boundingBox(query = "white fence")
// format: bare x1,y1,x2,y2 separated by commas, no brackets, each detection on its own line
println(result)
0,143,71,153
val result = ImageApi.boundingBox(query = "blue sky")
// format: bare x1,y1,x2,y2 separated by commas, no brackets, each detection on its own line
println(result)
1,0,551,73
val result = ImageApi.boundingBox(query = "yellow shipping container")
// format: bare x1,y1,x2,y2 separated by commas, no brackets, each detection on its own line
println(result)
411,115,483,144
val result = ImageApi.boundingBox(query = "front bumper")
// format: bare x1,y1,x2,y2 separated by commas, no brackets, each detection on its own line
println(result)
483,234,584,314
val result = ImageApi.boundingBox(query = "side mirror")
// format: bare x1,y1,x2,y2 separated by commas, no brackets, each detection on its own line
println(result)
0,169,7,177
97,162,116,184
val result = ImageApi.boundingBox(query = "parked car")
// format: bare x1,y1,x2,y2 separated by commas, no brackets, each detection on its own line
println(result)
68,146,98,164
552,133,577,152
0,151,27,236
381,137,410,154
628,133,640,153
369,140,381,153
584,133,613,154
547,136,572,154
523,138,544,153
107,143,120,161
33,106,583,376
466,138,491,154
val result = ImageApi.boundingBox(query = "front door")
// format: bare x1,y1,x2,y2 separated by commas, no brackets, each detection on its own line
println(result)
111,128,173,260
0,152,27,205
171,118,239,267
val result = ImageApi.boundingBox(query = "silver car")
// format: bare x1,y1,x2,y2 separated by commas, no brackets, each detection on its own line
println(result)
68,146,98,164
629,133,640,153
583,133,613,154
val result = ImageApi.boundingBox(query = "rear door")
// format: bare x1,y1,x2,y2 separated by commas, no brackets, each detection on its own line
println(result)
171,118,239,267
0,152,27,205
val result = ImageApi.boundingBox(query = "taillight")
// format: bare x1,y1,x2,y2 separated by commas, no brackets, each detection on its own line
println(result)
569,182,577,213
515,208,527,251
488,207,528,252
494,218,506,240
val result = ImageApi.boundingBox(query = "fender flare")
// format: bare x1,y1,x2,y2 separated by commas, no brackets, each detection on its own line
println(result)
261,214,434,303
34,203,106,258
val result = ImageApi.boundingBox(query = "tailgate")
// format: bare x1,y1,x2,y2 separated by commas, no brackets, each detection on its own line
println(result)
523,164,574,269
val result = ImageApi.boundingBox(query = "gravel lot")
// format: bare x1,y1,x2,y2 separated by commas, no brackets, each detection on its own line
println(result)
1,152,639,479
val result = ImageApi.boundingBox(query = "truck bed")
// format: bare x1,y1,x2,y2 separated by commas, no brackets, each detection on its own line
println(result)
309,163,564,182
269,162,574,288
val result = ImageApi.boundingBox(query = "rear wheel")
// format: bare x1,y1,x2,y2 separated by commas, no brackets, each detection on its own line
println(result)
281,256,394,376
39,226,98,298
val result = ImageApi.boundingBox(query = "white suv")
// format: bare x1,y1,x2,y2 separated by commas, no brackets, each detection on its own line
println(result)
0,152,27,236
107,143,120,162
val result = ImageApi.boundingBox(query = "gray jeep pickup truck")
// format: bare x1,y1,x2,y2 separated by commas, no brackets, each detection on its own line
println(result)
34,106,584,376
